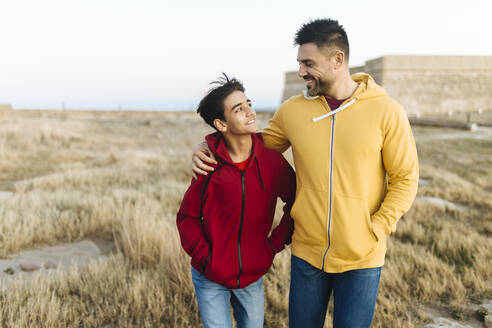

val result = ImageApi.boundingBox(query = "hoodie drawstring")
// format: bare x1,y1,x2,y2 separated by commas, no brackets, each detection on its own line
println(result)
254,156,265,190
312,98,357,122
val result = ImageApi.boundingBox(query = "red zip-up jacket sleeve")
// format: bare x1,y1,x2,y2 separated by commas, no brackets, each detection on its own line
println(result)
269,156,296,253
176,175,210,267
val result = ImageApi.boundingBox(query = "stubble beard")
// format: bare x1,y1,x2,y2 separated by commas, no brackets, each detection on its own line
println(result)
306,78,330,97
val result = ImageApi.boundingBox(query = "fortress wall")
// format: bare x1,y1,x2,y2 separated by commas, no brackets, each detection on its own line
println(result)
381,56,492,114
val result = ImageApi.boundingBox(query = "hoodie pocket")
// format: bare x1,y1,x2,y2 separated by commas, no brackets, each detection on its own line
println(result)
240,237,275,278
201,245,212,273
190,243,212,274
205,242,238,286
290,186,329,249
331,194,378,261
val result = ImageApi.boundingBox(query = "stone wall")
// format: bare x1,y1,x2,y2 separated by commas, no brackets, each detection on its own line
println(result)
281,56,492,115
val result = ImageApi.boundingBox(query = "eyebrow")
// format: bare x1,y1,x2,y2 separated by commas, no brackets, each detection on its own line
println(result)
297,59,313,64
231,99,251,111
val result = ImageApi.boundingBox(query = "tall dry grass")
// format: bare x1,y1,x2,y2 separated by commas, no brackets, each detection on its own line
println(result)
0,110,490,327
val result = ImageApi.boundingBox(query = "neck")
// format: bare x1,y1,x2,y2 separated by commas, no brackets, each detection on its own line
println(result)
223,133,252,163
324,70,358,100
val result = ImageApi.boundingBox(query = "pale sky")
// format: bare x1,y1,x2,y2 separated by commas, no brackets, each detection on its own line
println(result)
1,0,491,110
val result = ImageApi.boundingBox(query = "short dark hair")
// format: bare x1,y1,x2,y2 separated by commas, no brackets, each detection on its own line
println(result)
196,73,245,130
294,18,350,61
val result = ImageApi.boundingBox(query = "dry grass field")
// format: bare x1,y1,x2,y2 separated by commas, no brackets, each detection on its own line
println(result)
0,109,490,327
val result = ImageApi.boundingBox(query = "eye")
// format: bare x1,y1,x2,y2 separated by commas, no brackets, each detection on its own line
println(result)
235,107,242,113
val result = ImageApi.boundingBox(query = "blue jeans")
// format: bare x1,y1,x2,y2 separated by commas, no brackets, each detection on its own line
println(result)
289,255,381,328
191,267,264,328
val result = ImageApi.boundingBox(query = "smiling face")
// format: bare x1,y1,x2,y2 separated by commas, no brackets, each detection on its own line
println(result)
213,90,257,135
297,42,343,97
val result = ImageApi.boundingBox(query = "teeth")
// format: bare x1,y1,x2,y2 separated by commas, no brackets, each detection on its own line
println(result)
248,120,255,124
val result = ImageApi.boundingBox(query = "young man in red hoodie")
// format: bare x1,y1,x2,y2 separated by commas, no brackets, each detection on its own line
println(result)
176,74,296,328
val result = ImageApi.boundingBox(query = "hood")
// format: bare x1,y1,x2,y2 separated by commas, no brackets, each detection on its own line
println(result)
350,73,387,101
205,132,264,167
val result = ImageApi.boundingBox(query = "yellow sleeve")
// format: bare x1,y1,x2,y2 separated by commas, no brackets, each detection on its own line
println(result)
371,102,419,239
261,107,291,153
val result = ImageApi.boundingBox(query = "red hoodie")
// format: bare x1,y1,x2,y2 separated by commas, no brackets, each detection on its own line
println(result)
177,132,296,289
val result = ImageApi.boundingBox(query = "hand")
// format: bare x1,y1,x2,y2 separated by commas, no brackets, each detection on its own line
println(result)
191,142,217,179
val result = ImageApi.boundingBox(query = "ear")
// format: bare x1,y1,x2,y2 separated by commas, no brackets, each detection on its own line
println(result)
333,51,345,69
213,118,227,132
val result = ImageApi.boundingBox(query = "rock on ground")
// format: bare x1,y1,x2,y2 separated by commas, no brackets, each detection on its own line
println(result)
0,239,114,288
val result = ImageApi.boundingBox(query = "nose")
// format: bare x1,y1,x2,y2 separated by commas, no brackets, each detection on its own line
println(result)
298,64,307,78
246,104,255,117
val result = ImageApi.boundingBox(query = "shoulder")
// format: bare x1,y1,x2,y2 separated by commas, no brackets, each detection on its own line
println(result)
364,94,406,122
276,94,312,114
258,147,289,171
382,98,408,126
367,92,403,114
261,147,284,160
193,162,225,185
383,96,404,114
255,133,280,157
272,95,322,127
281,94,306,106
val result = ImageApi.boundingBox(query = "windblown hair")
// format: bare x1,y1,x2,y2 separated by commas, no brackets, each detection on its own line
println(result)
196,73,245,131
294,18,350,61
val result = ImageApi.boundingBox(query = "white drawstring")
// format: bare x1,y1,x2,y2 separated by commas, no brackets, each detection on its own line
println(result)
312,98,357,123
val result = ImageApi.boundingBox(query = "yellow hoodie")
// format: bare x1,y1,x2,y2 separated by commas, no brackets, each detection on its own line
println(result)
262,73,418,272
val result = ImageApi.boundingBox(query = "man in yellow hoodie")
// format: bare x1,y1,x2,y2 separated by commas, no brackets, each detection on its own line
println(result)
191,18,418,328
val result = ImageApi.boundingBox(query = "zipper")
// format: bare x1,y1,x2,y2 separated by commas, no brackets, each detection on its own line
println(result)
313,97,356,270
236,171,246,288
322,114,336,270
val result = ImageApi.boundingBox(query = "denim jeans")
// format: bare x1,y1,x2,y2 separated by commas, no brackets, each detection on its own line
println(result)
191,267,264,328
289,255,381,328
